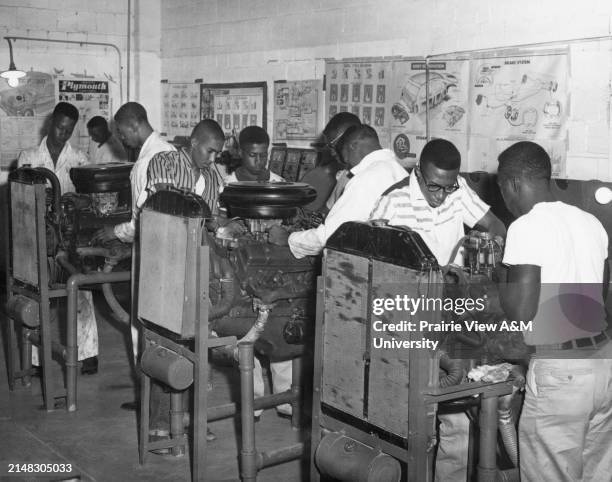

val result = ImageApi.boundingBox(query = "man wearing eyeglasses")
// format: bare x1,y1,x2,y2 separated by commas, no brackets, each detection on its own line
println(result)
369,138,506,482
318,112,362,210
370,138,505,265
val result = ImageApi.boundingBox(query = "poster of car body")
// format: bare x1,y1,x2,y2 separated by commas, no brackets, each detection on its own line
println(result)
161,82,201,139
200,82,267,137
468,52,569,175
325,60,395,153
390,59,470,168
325,59,467,168
0,71,55,167
273,79,320,141
57,79,111,153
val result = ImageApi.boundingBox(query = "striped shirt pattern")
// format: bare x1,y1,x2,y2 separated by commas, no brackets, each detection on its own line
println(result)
146,148,223,213
369,170,490,265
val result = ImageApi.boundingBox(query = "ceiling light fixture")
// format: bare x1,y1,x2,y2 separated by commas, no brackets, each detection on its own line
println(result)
1,37,26,87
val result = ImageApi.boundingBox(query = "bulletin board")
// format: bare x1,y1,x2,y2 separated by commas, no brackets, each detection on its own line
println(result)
273,79,321,141
160,82,201,139
200,82,267,137
57,79,111,153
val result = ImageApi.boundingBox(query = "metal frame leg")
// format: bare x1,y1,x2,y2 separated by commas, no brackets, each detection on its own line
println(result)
290,357,302,429
477,395,499,482
170,391,186,457
22,328,32,387
139,366,151,465
239,342,257,482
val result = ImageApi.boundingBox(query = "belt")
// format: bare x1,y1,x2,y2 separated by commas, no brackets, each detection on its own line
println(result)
534,331,610,351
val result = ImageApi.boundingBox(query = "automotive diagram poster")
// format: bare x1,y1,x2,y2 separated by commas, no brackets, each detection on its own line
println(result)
468,53,569,175
57,79,111,153
390,59,470,167
200,82,267,137
161,82,201,139
273,80,320,141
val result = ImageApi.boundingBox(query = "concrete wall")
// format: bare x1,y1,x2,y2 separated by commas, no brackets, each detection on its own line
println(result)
0,0,162,148
161,0,612,179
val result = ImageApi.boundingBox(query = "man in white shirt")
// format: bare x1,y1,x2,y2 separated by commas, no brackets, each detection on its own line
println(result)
87,116,127,164
287,124,407,258
18,102,99,374
498,141,612,482
369,138,506,482
91,103,175,414
92,102,176,244
18,102,89,193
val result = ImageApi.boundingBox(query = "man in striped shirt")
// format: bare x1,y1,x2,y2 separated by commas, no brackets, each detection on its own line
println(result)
370,138,505,265
146,119,226,213
369,138,506,482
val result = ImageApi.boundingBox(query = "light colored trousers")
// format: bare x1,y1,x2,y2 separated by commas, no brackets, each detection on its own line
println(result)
33,290,98,365
253,358,293,417
519,341,612,482
435,412,470,482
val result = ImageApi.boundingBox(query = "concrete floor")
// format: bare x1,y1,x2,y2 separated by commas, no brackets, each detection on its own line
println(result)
0,293,308,482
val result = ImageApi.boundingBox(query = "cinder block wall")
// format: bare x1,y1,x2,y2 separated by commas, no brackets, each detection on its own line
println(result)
161,0,612,179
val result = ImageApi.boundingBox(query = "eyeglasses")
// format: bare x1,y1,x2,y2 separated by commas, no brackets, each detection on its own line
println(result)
418,167,460,193
323,130,345,152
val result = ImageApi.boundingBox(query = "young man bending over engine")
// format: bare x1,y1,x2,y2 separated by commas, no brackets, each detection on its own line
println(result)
368,138,506,482
283,124,407,258
146,119,226,214
497,141,612,481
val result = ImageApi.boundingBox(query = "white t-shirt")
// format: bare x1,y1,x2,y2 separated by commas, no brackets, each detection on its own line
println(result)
503,201,608,344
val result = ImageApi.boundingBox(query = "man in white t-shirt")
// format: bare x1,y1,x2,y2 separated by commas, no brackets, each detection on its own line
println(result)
498,141,612,481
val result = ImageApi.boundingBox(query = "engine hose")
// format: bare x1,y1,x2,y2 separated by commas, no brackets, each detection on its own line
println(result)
35,166,61,219
240,304,271,345
209,256,238,320
439,351,464,388
498,391,519,467
76,246,113,258
446,235,469,268
102,261,130,324
218,304,272,361
56,250,80,276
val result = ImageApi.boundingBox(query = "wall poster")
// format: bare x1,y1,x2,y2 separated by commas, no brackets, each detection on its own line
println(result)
273,79,320,141
468,52,569,176
200,82,267,137
161,82,201,140
57,79,111,153
0,71,55,168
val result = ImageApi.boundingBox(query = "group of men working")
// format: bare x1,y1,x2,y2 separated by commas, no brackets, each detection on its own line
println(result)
17,100,612,481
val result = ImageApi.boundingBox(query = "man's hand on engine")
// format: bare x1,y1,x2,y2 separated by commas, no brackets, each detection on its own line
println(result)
268,225,289,246
91,225,118,245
